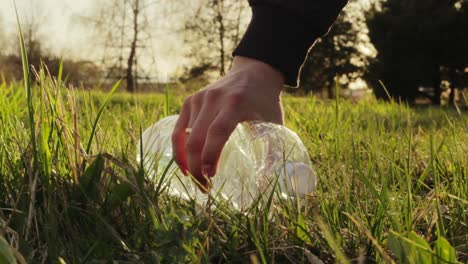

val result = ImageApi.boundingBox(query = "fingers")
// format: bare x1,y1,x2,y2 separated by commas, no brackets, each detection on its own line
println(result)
172,93,204,176
171,100,191,175
188,93,203,128
185,102,218,191
174,89,244,193
201,110,240,178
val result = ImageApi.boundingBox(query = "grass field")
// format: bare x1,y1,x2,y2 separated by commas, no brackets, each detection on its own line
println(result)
0,64,467,263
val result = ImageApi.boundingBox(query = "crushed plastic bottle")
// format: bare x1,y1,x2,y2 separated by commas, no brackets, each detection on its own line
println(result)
137,115,317,211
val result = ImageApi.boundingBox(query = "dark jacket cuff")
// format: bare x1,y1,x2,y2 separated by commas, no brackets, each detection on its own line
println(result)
233,5,325,87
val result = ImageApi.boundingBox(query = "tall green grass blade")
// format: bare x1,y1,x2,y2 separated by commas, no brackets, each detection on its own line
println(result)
248,218,267,264
296,214,312,246
164,84,170,117
80,154,105,200
0,236,17,264
154,159,175,197
378,80,393,101
57,58,63,84
316,216,350,264
85,80,121,154
15,2,38,169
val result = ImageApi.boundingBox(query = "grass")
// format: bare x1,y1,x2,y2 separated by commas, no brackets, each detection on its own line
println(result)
0,69,467,263
0,20,467,263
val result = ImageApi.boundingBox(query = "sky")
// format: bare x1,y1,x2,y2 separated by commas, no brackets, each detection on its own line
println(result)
0,0,185,78
1,0,374,82
1,0,94,54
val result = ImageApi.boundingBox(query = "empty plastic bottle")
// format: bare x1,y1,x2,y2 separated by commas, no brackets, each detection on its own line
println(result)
137,115,317,211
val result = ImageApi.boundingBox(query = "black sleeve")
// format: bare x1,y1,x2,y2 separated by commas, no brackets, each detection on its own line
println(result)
233,0,348,87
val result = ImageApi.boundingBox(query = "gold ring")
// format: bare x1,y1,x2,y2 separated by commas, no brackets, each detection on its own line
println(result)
185,128,193,134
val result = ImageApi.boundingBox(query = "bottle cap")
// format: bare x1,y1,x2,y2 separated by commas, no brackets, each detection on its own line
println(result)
278,162,317,198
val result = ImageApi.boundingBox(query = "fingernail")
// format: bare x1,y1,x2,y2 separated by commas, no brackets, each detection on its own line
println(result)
179,165,189,176
195,177,211,194
202,164,214,178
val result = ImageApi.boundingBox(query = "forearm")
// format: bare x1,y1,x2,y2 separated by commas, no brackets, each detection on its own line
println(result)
248,0,348,25
233,0,348,87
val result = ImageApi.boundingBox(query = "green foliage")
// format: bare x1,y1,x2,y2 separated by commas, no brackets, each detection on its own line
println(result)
366,0,468,103
387,231,459,264
0,236,17,264
433,236,458,263
300,2,372,96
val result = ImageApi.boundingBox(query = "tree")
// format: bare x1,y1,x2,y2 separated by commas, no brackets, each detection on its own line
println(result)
182,0,249,79
298,1,375,97
366,0,467,104
0,4,47,80
0,17,6,57
299,1,375,97
0,5,102,86
440,1,468,105
0,18,8,78
4,2,48,74
85,0,160,92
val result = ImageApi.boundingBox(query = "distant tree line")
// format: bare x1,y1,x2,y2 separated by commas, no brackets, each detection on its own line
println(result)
298,0,374,98
366,0,467,105
0,53,102,88
0,0,466,105
0,6,102,87
176,0,250,92
83,0,162,92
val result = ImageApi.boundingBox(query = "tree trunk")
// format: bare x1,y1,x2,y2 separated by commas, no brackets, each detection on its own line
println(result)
448,70,456,105
127,0,139,93
215,0,226,76
432,65,441,105
327,82,334,99
449,87,456,105
228,1,244,70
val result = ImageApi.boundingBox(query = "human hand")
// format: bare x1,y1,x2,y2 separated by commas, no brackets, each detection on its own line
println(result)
171,56,284,191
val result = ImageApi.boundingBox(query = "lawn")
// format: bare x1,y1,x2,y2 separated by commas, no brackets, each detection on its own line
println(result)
0,68,466,263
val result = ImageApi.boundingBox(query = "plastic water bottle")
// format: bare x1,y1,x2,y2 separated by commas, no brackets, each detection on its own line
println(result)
137,115,317,211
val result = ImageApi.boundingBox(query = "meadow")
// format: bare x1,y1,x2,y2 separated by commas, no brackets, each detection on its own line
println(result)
0,63,467,263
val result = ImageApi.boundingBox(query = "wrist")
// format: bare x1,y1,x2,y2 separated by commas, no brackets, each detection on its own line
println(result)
230,56,284,92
